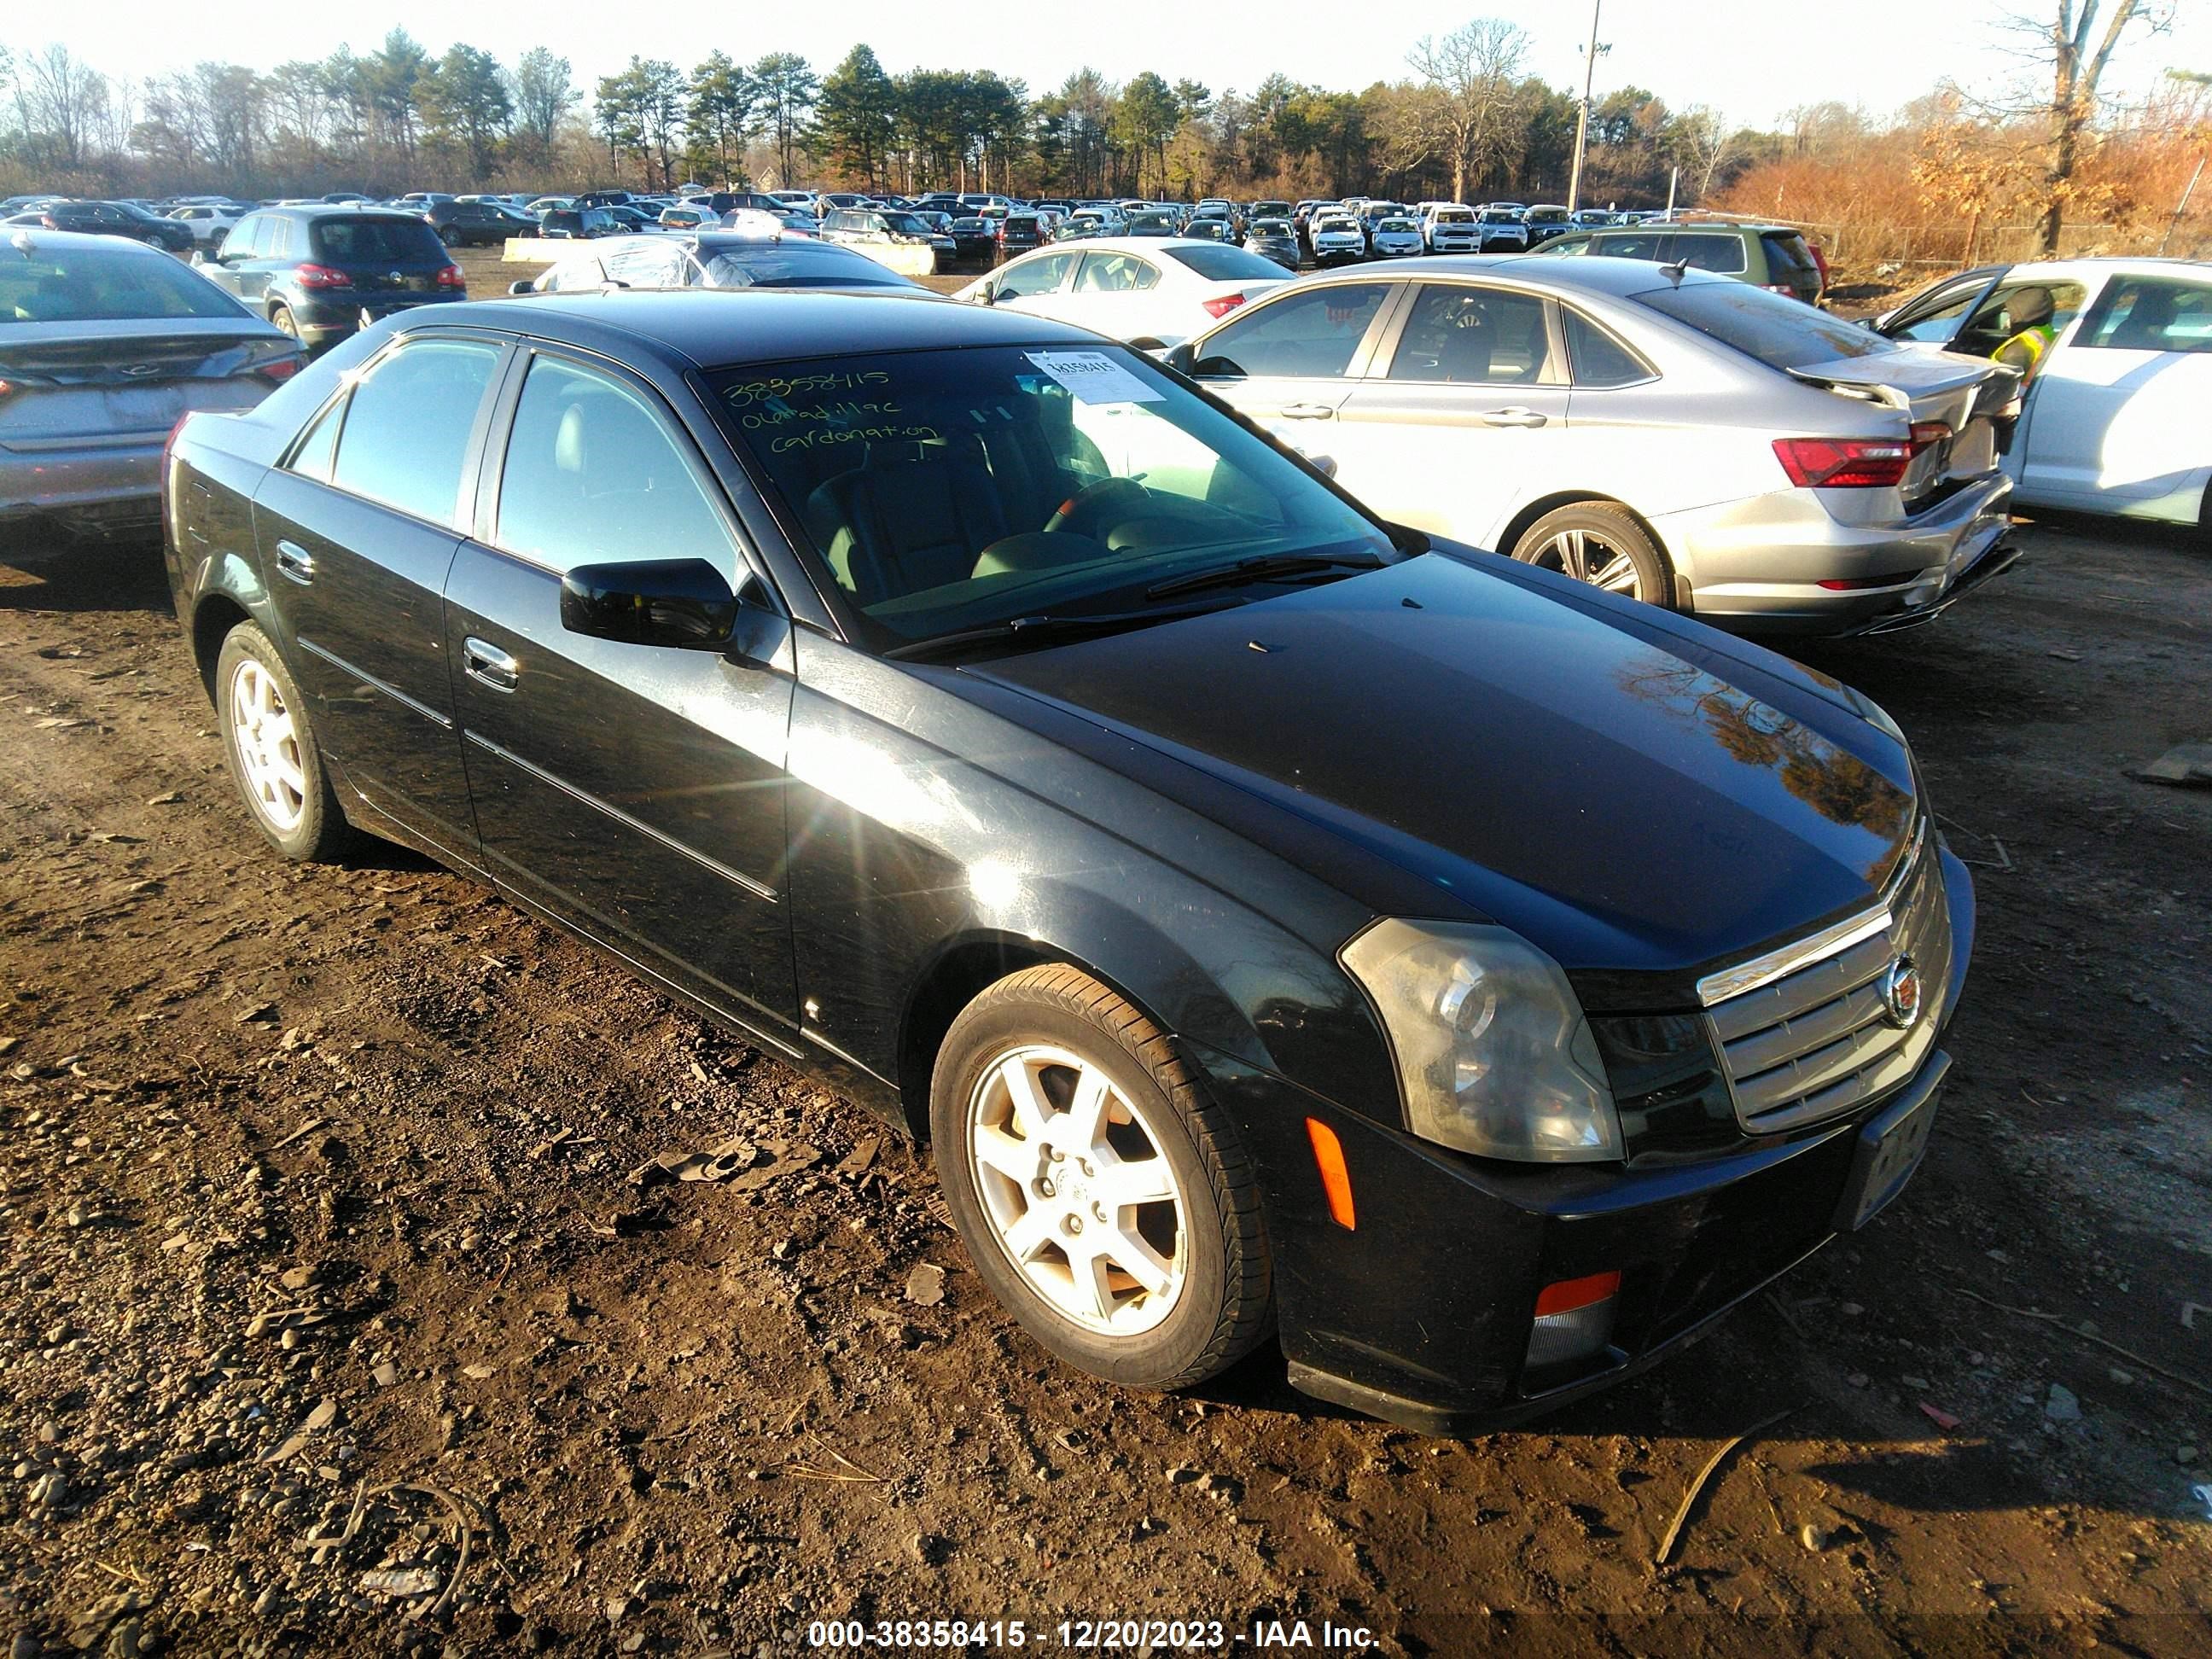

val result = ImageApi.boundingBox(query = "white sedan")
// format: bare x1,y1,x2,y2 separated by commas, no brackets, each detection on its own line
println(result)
1871,257,2211,532
953,237,1289,347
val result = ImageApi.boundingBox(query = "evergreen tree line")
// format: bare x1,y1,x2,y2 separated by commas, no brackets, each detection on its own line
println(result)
0,22,1773,208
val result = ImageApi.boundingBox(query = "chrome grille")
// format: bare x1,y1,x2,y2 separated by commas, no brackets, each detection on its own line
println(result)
1700,828,1952,1135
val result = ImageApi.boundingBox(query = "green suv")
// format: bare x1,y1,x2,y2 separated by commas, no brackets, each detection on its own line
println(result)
1535,217,1826,304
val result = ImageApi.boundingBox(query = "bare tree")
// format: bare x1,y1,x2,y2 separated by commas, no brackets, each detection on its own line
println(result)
2016,1,2163,253
21,44,108,168
1407,18,1528,203
1669,106,1738,202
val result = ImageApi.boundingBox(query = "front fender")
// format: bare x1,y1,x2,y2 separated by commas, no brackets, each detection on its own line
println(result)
783,632,1401,1123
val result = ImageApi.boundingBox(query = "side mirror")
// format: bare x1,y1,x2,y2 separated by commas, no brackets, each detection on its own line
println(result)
1162,341,1196,375
509,278,537,295
561,558,741,652
1306,454,1340,480
975,285,995,306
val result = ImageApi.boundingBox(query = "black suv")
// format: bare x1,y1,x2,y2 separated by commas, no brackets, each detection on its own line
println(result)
201,207,466,348
539,207,622,240
38,200,195,253
422,200,521,247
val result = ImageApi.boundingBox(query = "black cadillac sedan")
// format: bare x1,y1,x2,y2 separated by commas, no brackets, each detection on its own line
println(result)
162,292,1970,1432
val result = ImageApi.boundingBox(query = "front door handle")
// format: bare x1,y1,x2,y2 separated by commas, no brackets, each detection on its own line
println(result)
463,637,520,692
273,540,316,585
1480,407,1549,428
1278,402,1336,420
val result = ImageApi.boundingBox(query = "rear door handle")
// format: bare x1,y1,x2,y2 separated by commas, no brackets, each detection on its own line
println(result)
1479,407,1549,428
463,637,520,692
273,540,316,585
1278,402,1336,420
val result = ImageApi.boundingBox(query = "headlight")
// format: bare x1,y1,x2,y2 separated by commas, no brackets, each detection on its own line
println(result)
1340,920,1621,1162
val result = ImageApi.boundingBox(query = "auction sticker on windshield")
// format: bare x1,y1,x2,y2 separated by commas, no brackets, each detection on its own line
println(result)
1024,351,1163,405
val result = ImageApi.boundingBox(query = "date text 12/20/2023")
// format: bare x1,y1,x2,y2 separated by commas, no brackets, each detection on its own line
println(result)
804,1618,1377,1650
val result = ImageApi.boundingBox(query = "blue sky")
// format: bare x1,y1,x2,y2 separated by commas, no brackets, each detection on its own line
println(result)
37,0,2212,130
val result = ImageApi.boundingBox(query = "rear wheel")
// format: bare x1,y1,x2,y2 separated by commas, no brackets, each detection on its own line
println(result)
268,304,299,341
1511,500,1673,607
213,622,357,863
930,965,1272,1390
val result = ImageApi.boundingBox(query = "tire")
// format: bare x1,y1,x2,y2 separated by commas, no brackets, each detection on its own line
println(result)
1511,500,1674,607
268,304,299,341
929,964,1272,1391
212,621,358,863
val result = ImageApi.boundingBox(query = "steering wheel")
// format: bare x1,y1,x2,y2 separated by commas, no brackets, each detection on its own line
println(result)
1043,476,1150,538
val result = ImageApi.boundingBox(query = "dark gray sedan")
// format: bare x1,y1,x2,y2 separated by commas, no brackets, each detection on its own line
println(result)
1,229,302,538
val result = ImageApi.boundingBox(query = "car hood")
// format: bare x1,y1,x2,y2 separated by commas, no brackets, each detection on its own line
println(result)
965,553,1918,980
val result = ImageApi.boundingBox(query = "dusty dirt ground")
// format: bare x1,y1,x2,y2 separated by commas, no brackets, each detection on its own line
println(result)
2,501,2209,1659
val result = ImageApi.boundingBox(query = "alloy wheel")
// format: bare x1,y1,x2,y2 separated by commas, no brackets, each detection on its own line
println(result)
965,1043,1187,1336
227,658,307,834
1534,527,1647,598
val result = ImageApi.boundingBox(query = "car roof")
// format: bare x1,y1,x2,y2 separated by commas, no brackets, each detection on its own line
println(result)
1291,253,1738,299
435,288,1109,369
244,204,428,223
4,226,178,260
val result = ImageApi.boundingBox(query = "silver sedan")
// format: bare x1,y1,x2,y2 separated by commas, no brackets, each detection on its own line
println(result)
2,230,302,539
1169,256,2020,636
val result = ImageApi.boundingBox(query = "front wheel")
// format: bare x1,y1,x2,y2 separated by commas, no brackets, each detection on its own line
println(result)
213,622,357,862
930,966,1272,1390
1511,500,1674,607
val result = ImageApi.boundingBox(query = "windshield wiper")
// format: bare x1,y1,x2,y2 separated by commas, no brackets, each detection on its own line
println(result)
882,598,1241,663
1142,550,1388,602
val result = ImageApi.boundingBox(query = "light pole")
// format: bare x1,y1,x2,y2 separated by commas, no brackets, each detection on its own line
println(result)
1566,0,1610,213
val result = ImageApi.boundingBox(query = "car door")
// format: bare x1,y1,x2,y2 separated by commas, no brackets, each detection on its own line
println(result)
2016,272,2212,512
207,216,265,302
443,347,799,1033
1876,271,2004,348
251,331,508,863
1330,280,1570,544
1187,280,1402,465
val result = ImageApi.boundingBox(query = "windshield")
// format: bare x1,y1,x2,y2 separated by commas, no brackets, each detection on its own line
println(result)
1634,281,1902,370
1378,219,1417,233
1481,210,1521,224
1435,210,1474,224
881,212,933,236
1,244,247,322
708,345,1394,651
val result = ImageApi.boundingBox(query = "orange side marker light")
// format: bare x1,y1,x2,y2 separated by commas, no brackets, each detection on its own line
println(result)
1305,1117,1355,1230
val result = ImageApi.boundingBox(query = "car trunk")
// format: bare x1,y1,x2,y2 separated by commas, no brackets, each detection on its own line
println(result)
0,319,287,440
1786,351,2015,509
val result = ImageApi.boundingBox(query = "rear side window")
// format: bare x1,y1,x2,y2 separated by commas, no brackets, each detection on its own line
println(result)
1671,235,1748,275
1198,282,1392,378
1634,282,1898,370
1074,253,1161,294
2079,276,2212,353
495,355,733,574
1388,285,1552,384
312,218,445,265
1562,309,1655,387
329,337,503,524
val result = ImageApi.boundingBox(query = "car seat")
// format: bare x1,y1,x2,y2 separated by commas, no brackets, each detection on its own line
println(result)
804,444,1009,606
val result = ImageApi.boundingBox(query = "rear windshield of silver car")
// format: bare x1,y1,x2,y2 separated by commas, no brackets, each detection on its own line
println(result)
1633,282,1901,372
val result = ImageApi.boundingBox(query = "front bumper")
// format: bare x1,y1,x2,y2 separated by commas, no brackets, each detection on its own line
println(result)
1660,469,2018,636
1190,852,1971,1435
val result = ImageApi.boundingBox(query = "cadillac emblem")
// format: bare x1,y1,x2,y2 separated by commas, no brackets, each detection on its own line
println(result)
1878,958,1923,1029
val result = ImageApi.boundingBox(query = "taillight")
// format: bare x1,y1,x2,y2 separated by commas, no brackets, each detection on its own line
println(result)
436,264,466,288
0,379,15,405
1773,436,1918,489
1201,293,1247,320
252,357,302,385
294,263,352,289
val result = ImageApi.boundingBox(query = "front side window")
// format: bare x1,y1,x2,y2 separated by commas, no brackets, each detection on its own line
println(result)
1592,231,1668,261
2078,276,2212,353
496,355,734,574
1198,282,1392,379
1388,284,1554,384
1882,281,1985,342
328,337,503,524
709,346,1393,649
995,251,1078,301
